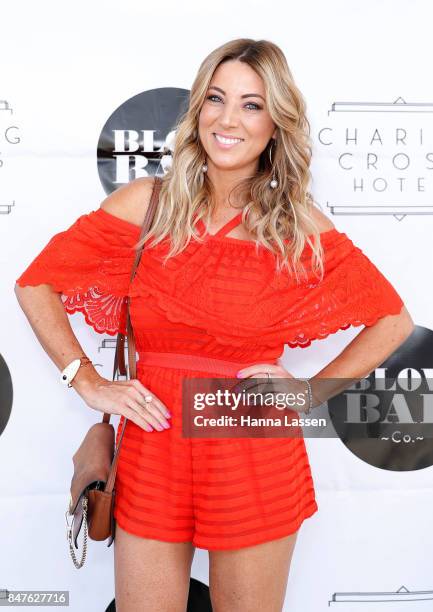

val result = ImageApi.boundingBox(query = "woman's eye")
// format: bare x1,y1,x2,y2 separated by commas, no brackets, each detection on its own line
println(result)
245,102,261,111
206,95,261,111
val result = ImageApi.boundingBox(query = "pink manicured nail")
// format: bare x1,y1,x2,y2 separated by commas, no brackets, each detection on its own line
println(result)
236,372,244,378
146,425,153,432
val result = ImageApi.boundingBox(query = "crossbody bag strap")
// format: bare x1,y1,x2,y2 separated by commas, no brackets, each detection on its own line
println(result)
102,175,162,425
102,176,162,498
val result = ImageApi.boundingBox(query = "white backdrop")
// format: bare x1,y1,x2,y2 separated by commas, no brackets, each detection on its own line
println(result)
2,1,433,610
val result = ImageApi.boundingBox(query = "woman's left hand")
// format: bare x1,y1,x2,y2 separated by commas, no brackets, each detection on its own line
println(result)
236,359,294,380
233,360,310,413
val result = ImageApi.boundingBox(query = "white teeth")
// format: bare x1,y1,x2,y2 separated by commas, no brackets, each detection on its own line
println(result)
214,134,242,145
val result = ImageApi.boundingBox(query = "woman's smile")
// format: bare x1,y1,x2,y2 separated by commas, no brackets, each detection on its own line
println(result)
212,132,244,149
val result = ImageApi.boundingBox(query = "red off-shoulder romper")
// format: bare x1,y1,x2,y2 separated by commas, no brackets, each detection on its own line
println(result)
16,206,405,550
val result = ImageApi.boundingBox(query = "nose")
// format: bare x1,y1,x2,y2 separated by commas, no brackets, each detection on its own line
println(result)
218,101,240,128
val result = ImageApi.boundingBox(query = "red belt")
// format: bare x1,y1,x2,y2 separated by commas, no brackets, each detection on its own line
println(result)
137,351,277,377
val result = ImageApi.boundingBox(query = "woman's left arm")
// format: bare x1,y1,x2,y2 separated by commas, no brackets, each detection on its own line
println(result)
300,206,415,406
237,208,415,410
309,305,415,408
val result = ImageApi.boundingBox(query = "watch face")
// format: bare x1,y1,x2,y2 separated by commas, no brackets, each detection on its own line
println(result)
61,358,82,385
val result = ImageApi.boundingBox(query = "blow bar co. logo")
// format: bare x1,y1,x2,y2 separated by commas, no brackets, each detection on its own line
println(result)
329,325,433,471
0,353,13,437
97,87,190,194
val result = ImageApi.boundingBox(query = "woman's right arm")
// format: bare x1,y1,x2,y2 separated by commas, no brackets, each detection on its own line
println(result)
14,177,171,433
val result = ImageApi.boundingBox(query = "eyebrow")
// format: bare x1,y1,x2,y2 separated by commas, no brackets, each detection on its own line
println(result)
208,85,265,102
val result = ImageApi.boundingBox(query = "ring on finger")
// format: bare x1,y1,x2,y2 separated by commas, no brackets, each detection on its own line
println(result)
144,394,153,403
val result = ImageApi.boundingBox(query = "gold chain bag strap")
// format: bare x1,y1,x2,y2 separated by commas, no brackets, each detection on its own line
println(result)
65,176,163,568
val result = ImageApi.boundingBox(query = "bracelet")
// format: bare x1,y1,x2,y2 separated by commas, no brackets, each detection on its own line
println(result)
61,356,93,388
299,377,313,414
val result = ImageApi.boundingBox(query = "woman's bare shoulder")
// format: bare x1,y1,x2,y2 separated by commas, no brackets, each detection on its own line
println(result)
99,176,156,228
309,203,335,233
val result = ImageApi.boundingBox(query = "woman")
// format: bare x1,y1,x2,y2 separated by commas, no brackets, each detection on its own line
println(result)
15,38,413,611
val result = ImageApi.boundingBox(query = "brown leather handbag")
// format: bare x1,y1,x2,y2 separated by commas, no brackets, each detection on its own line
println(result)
65,176,162,568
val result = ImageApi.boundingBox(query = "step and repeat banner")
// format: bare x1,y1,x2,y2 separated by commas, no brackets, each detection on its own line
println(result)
1,1,432,610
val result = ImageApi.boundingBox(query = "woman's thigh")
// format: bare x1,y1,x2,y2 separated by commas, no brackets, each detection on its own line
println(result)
114,524,196,612
208,531,299,612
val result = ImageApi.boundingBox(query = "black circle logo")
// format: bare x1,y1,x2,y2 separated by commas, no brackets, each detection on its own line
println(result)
97,87,190,193
0,353,13,437
328,325,433,471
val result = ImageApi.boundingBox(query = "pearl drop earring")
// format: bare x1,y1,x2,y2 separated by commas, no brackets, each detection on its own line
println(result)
202,163,208,173
268,140,278,189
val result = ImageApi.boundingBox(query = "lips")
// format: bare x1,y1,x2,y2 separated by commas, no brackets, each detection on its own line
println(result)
213,132,244,140
212,133,244,148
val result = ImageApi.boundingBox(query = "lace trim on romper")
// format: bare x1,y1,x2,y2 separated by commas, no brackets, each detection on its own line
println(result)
15,207,405,347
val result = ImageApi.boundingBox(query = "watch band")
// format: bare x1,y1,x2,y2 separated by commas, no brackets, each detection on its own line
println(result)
61,356,92,387
299,377,313,414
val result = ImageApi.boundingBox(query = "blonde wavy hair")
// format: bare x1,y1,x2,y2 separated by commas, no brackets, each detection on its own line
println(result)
136,37,325,284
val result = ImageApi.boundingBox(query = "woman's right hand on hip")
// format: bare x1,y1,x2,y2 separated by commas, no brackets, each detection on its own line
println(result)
73,372,172,432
